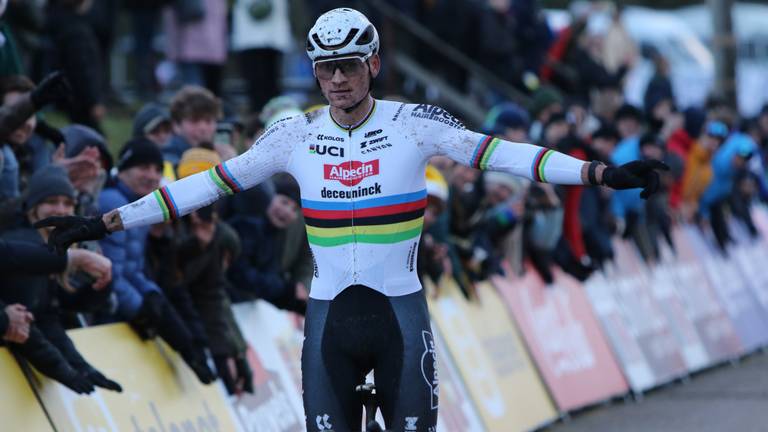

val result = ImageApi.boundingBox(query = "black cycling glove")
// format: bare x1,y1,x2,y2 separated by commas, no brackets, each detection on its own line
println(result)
599,160,669,199
34,215,109,253
30,71,71,109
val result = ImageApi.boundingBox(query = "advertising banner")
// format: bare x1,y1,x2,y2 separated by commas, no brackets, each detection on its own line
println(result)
682,225,768,352
648,242,710,372
32,323,242,432
669,227,742,362
427,278,557,431
232,302,307,432
0,348,54,431
583,271,655,392
431,325,486,432
729,220,768,315
493,267,628,411
609,240,688,385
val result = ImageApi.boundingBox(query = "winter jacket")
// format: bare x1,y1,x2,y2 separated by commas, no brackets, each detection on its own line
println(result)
681,142,714,209
700,133,757,212
99,179,161,318
667,128,696,209
164,0,228,64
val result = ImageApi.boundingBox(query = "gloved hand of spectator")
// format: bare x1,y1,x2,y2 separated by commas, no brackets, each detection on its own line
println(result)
85,369,123,392
34,215,109,253
214,355,254,395
599,160,669,199
3,304,34,344
130,291,165,339
59,370,95,395
30,71,71,109
183,350,217,385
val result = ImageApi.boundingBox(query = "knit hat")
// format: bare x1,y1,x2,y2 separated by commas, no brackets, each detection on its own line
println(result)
116,137,164,172
62,124,113,171
683,107,706,138
132,102,171,137
273,173,301,204
23,165,75,210
615,104,644,122
177,148,221,179
484,102,530,134
529,86,563,120
425,165,448,202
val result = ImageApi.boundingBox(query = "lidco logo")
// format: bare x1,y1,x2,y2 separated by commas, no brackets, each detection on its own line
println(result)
324,160,379,186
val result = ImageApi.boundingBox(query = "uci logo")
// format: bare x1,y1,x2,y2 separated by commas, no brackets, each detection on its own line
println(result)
310,144,345,157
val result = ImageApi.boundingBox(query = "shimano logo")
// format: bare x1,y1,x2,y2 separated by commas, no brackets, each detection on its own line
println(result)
310,144,345,157
324,160,380,186
317,134,344,142
364,128,383,138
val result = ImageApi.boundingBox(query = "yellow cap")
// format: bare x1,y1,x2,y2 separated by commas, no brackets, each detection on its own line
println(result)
177,148,221,179
425,165,449,202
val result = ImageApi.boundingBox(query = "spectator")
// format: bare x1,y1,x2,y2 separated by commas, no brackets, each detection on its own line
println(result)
132,102,176,182
681,121,728,222
482,102,530,142
2,165,119,395
231,0,294,112
164,0,229,95
667,107,706,210
227,174,309,315
123,0,164,99
143,147,252,394
700,132,756,251
98,137,216,384
528,85,563,142
418,165,451,287
46,0,106,131
163,85,221,165
60,124,112,216
0,1,23,76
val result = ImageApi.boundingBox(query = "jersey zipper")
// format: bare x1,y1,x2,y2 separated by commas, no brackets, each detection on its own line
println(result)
347,125,358,282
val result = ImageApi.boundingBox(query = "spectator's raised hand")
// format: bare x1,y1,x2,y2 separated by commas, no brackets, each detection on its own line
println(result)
54,146,101,192
3,304,34,343
30,71,72,109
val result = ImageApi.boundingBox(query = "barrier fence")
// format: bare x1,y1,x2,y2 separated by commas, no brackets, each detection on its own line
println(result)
5,209,768,431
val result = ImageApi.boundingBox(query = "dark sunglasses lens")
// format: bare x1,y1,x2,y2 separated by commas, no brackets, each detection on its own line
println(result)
315,59,364,79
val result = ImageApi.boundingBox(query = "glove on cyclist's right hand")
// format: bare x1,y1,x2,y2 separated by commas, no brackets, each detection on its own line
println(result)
34,215,109,253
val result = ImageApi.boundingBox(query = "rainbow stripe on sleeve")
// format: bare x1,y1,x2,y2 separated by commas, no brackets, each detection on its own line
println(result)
301,189,427,247
153,186,179,221
208,163,243,195
531,148,555,182
470,135,500,170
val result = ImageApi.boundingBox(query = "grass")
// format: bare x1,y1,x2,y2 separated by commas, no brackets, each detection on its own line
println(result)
42,108,135,158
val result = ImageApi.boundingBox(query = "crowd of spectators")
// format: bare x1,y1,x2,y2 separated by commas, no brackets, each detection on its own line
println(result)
0,0,767,395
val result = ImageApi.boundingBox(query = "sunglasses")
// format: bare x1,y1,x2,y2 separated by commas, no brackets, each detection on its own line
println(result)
314,57,367,80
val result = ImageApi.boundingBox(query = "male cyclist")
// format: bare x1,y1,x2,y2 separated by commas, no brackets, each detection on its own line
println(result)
36,8,665,432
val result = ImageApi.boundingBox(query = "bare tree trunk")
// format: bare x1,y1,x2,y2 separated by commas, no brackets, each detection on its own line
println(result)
709,0,738,109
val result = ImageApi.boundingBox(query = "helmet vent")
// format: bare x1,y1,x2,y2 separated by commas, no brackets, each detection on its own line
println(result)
355,24,374,45
312,28,359,51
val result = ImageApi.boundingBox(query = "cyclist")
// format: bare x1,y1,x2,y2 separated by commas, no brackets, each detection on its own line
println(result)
36,8,665,431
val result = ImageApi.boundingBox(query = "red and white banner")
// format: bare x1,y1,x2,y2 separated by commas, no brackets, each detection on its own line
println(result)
494,267,628,411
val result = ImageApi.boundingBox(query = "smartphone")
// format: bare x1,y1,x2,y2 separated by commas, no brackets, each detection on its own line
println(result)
214,122,234,147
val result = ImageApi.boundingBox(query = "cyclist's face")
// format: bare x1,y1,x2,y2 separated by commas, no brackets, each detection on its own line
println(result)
315,54,380,110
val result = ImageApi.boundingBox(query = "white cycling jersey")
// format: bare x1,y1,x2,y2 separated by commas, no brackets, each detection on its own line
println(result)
117,99,587,300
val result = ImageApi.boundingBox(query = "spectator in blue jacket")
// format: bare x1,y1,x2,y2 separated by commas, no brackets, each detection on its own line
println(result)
98,137,216,384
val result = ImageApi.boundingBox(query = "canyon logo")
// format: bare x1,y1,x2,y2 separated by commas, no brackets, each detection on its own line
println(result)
324,160,380,186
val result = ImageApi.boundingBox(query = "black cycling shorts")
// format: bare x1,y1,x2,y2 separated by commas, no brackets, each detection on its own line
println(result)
302,285,438,432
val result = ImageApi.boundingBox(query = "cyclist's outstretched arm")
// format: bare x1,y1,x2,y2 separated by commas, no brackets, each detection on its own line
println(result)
34,117,303,251
412,104,665,193
102,117,300,232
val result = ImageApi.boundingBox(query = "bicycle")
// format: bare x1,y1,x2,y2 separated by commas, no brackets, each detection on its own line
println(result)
356,381,385,431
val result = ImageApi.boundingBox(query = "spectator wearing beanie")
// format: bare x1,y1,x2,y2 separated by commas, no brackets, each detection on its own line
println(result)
2,165,122,395
146,147,253,394
98,137,217,385
483,102,530,143
132,103,176,182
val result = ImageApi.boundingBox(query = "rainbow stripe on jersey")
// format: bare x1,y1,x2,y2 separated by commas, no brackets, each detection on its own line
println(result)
302,189,427,247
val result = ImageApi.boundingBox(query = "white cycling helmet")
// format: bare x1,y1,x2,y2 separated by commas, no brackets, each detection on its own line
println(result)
306,8,379,64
